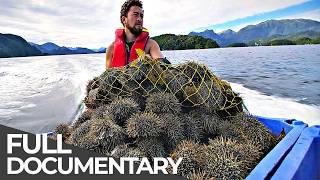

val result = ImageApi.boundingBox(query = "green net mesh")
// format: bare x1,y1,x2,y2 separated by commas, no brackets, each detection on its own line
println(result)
84,54,243,116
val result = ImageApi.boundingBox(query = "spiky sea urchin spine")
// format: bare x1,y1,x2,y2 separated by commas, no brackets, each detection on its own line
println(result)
86,77,100,95
97,69,133,102
208,136,262,173
98,69,123,93
145,92,181,114
136,137,167,159
105,98,140,126
126,57,149,82
203,147,244,180
236,140,263,170
54,123,71,141
159,113,185,152
189,109,220,135
129,91,146,110
181,113,203,142
188,170,214,180
83,118,126,154
198,80,225,113
72,109,93,129
91,105,108,120
178,61,213,84
111,144,146,158
229,113,274,153
170,140,205,177
68,120,92,146
217,120,244,142
217,114,275,160
84,88,99,109
163,67,188,94
126,112,163,138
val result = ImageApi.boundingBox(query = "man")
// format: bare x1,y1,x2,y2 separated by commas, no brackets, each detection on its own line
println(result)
106,0,164,69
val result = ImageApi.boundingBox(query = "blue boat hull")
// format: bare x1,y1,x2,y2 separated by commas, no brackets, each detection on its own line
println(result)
247,116,319,180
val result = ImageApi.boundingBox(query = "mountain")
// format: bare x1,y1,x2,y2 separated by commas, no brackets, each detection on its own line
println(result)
189,29,224,46
219,29,236,39
0,33,42,58
189,19,320,47
49,47,74,55
247,30,320,46
265,30,320,41
90,47,106,53
189,29,220,40
218,29,237,45
41,42,60,52
47,46,95,55
70,47,95,54
30,42,95,55
96,47,107,53
235,19,320,42
0,33,97,58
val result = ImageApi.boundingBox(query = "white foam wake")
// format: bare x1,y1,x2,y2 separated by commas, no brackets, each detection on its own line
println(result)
230,83,320,126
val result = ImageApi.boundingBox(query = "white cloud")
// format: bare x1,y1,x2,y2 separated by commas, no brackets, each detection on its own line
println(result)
0,0,309,48
143,0,308,35
280,8,320,21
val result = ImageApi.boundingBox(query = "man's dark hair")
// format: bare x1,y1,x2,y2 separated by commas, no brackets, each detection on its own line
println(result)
120,0,143,26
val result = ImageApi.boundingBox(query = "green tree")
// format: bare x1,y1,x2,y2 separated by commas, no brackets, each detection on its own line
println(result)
152,34,219,50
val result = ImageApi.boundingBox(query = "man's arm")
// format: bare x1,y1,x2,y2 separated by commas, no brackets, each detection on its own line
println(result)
148,39,164,59
105,42,114,69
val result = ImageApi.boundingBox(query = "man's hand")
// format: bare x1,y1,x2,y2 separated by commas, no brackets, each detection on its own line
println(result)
156,57,171,64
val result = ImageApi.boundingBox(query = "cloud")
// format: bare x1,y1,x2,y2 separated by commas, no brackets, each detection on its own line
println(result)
0,0,310,48
0,0,121,48
281,8,320,21
143,0,308,35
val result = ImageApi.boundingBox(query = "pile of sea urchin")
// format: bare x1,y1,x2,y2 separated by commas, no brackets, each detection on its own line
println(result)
53,55,283,179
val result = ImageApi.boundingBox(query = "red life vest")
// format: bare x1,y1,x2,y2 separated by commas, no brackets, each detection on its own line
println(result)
111,28,149,68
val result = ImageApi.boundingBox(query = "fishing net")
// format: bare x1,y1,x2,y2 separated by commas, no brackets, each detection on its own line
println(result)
55,53,283,179
84,53,243,116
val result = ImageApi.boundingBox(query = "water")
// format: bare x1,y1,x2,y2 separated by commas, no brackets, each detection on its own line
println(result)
0,45,319,133
0,54,105,133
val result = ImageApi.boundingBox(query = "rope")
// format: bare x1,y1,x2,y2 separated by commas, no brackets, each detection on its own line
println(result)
84,54,243,116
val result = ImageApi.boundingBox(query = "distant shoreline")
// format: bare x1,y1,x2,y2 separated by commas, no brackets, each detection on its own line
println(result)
1,44,319,59
0,52,106,59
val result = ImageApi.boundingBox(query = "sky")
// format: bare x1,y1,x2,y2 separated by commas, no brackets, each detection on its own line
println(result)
1,0,319,49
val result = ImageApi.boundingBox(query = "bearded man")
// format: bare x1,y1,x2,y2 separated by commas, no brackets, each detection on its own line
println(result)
105,0,164,68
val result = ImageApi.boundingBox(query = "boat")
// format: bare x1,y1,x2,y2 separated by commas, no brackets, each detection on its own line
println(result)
47,115,319,179
247,116,320,179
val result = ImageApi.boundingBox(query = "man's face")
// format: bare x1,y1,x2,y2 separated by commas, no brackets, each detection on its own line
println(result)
123,6,144,36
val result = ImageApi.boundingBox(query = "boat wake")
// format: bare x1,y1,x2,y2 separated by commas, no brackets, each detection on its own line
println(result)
231,83,320,126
